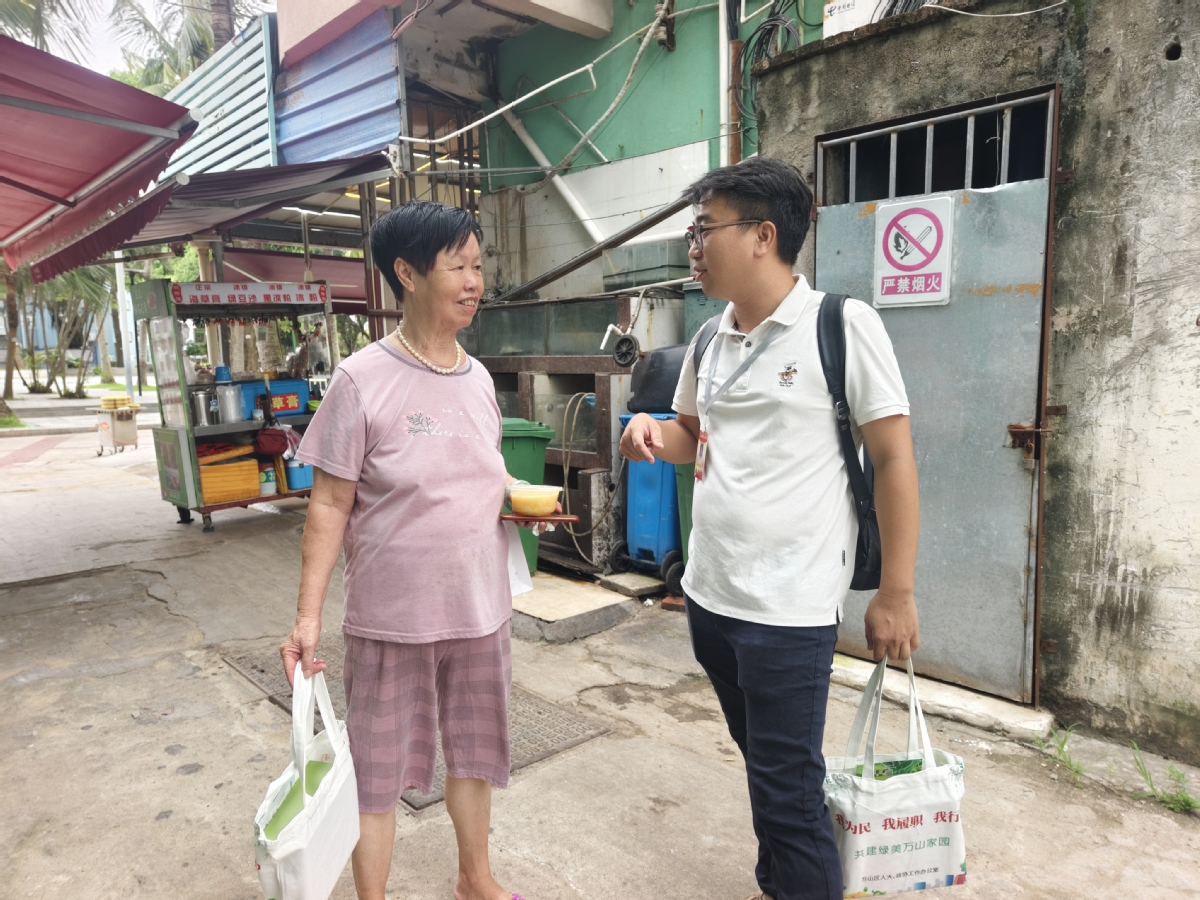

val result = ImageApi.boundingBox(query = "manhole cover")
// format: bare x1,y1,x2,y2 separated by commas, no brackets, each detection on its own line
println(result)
225,636,606,810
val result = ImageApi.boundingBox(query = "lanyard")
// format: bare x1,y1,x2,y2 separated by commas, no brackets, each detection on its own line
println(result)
699,323,784,427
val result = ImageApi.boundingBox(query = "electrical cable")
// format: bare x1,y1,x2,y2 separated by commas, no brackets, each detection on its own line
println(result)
390,0,434,38
921,0,1065,16
733,2,805,120
520,4,670,195
559,391,626,569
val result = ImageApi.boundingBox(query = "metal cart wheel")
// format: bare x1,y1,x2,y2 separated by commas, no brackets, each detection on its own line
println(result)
176,507,193,525
665,561,685,597
117,445,124,453
202,514,214,533
609,542,633,574
659,550,683,582
96,448,104,457
612,334,640,368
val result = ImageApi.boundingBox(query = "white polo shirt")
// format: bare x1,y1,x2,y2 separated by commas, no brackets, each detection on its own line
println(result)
672,275,909,627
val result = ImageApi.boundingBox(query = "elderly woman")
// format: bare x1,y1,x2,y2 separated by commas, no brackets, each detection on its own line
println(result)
280,201,536,900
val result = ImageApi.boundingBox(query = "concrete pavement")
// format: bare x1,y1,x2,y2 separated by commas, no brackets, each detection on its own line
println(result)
1,433,1198,899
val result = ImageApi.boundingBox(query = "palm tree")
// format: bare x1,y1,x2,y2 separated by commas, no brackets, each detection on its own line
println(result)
109,0,213,96
0,0,103,62
110,0,271,95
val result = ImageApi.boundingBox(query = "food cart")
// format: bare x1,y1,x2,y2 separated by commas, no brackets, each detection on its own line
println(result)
131,279,330,531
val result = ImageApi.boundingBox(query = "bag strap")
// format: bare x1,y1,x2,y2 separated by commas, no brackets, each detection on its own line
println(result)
816,293,873,521
692,314,722,387
289,669,348,806
844,658,937,780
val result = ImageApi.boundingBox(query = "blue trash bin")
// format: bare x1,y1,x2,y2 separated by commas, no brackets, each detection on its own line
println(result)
618,414,682,578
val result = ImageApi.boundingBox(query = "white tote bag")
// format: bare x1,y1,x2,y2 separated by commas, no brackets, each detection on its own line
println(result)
254,668,359,900
824,658,967,896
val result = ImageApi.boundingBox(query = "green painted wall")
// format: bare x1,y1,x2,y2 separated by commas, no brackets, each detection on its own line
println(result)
483,0,825,190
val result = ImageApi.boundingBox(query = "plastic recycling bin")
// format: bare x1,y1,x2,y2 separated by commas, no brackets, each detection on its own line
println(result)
500,417,556,574
616,414,682,590
675,462,695,565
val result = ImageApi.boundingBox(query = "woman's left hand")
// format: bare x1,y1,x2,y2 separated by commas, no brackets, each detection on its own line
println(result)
513,501,562,534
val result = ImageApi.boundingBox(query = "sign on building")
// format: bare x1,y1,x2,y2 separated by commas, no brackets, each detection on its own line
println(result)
873,197,953,308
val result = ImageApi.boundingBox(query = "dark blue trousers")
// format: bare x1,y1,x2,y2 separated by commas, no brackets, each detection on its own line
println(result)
685,596,842,900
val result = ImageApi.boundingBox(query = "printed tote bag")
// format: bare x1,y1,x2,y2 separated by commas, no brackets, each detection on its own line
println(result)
824,658,967,896
254,668,359,900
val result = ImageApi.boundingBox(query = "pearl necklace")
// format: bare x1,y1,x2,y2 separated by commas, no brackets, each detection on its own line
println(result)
394,324,463,375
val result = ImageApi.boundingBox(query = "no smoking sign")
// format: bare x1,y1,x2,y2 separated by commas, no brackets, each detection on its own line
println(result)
873,197,953,307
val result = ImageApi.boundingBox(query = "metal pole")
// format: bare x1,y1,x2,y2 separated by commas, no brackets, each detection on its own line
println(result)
965,115,975,190
924,124,934,195
849,141,858,204
114,252,135,398
494,195,692,303
1001,107,1012,185
888,132,897,199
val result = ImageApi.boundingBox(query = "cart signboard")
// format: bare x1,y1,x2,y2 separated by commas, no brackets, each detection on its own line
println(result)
131,279,170,321
169,282,328,305
153,427,198,508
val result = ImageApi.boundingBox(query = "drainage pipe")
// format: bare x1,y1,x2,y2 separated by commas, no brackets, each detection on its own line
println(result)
502,109,606,245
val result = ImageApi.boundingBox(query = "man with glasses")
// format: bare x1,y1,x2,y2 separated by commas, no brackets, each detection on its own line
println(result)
619,157,921,900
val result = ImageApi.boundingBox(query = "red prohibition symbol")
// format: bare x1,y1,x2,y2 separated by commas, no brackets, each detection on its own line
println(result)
882,207,944,273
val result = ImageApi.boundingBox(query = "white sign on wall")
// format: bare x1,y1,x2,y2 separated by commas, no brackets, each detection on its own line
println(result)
873,197,954,308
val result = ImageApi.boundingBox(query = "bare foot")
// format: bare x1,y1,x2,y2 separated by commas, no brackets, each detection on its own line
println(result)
453,873,511,900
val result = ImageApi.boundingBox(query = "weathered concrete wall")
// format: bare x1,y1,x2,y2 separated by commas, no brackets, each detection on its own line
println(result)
756,0,1200,764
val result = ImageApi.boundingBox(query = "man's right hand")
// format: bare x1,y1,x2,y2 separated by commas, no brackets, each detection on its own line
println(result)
620,413,665,463
280,614,326,687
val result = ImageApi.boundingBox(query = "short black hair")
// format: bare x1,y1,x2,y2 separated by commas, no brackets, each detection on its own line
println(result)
370,200,483,301
682,156,813,265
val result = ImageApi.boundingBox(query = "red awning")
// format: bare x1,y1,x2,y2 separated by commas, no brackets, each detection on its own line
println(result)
221,248,366,300
0,36,195,272
29,154,390,282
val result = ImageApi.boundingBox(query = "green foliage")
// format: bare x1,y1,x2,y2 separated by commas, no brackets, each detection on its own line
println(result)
0,0,104,62
1036,724,1086,785
0,413,24,428
170,245,201,283
1131,742,1199,814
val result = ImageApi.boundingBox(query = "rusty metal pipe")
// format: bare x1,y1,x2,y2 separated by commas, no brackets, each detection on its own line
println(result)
492,195,692,303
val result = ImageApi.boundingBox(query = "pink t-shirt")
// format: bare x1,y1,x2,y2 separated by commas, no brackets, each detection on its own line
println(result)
296,339,510,643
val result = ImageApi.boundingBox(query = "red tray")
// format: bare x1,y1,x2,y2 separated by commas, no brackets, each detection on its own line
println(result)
500,514,580,523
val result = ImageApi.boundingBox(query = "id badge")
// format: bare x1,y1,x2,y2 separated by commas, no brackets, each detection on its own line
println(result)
694,430,708,481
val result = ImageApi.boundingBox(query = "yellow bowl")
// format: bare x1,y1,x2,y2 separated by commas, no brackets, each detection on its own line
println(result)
508,485,562,517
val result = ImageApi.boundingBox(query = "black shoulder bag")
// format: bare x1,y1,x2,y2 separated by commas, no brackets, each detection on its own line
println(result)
816,293,882,591
691,294,882,591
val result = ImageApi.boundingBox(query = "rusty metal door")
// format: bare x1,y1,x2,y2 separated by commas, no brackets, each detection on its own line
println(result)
816,176,1049,702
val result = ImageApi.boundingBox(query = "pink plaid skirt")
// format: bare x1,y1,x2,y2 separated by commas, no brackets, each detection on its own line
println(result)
342,625,512,814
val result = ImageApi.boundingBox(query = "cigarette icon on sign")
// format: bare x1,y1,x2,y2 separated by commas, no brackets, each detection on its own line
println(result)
892,226,932,261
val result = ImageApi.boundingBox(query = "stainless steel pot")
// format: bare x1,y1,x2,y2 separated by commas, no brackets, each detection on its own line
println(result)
192,389,215,427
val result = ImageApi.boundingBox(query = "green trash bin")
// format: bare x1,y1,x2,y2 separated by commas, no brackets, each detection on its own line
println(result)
500,417,557,574
675,462,695,564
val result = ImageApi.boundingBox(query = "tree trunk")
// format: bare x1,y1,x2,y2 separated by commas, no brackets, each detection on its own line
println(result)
111,298,124,368
2,262,17,401
96,305,114,383
210,0,235,49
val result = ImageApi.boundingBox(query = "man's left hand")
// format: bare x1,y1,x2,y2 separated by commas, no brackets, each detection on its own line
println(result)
864,587,920,662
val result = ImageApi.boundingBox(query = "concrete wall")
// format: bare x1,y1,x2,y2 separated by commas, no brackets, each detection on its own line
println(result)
755,0,1200,764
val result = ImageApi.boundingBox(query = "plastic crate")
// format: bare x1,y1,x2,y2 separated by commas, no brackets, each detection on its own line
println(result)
199,458,260,505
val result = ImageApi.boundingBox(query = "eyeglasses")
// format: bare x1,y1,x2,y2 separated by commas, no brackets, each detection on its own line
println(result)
684,219,764,249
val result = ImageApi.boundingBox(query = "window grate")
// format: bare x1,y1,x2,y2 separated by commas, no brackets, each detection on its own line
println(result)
816,90,1056,207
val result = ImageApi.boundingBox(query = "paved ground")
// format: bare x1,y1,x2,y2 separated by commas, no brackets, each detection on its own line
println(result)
2,372,161,437
2,433,1198,899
